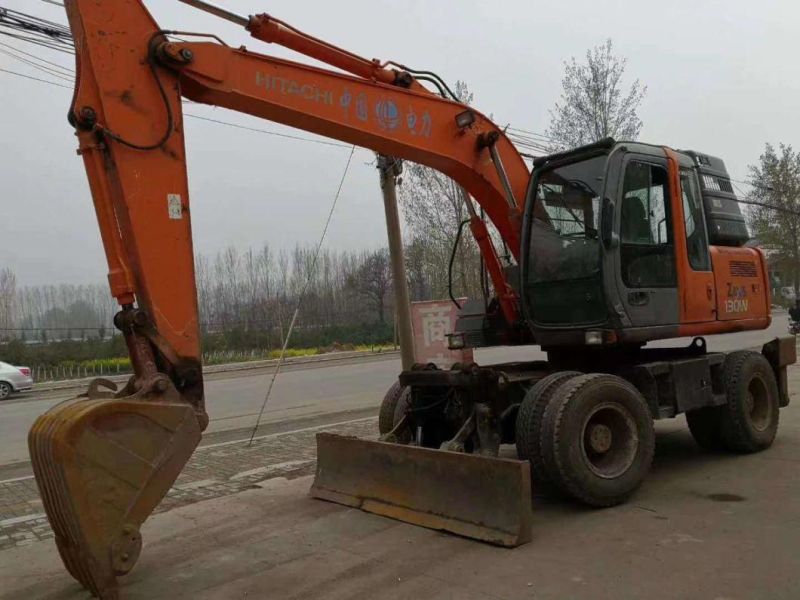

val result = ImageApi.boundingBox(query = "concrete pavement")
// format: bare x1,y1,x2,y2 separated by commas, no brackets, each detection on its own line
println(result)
2,392,798,599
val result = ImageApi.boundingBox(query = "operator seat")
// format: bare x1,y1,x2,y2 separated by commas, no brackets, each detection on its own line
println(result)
621,196,651,243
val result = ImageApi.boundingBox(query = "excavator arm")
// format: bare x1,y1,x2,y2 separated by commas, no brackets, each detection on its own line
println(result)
29,2,535,597
66,0,529,354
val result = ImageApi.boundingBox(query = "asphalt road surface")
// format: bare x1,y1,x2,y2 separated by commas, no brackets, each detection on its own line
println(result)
0,314,790,468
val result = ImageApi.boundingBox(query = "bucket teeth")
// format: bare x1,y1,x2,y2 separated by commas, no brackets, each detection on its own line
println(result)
29,394,202,599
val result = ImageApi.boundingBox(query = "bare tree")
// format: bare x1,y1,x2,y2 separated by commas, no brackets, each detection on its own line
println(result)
398,80,483,301
0,268,16,339
346,249,392,323
546,39,646,151
746,143,800,294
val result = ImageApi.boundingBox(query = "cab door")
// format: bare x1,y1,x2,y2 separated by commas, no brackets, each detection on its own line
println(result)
666,150,716,323
612,152,679,327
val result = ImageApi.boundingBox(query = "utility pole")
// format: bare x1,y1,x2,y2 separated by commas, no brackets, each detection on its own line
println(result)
378,155,415,370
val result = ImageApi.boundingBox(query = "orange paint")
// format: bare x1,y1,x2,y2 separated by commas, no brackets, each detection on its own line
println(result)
65,0,529,366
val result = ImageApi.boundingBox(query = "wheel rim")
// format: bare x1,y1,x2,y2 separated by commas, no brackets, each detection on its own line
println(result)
580,402,639,479
745,374,771,432
0,384,9,399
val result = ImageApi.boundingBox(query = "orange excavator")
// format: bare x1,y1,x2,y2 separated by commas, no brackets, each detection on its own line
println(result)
30,1,795,598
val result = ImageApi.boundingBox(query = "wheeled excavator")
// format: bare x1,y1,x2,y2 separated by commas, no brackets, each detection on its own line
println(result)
29,1,795,598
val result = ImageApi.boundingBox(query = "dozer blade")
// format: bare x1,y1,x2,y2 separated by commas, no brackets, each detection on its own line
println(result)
29,394,202,599
310,433,533,547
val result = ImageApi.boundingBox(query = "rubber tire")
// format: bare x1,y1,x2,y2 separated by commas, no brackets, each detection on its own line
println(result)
540,373,655,507
686,406,725,450
515,371,581,485
379,381,405,434
378,381,412,443
719,350,780,453
0,381,10,400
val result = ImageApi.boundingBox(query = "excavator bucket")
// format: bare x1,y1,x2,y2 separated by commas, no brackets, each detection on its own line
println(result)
311,433,533,547
28,391,202,600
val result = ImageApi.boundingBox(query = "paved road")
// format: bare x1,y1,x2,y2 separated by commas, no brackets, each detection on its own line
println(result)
0,314,789,467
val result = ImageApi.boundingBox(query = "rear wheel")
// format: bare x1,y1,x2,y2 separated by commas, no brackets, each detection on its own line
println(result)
541,374,655,507
686,406,725,450
719,351,779,452
378,381,411,443
515,371,581,485
0,381,11,400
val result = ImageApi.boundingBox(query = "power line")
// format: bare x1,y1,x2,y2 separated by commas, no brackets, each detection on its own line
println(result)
0,66,70,88
0,40,72,73
183,113,353,149
0,65,360,150
0,47,73,81
248,144,357,445
0,29,73,53
506,125,558,143
0,10,73,53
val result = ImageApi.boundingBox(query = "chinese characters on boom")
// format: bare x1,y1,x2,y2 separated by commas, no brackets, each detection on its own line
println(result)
412,300,474,367
255,72,433,137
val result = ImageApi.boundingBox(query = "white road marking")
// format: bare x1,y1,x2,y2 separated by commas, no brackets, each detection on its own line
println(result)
0,513,45,527
229,460,314,480
0,416,378,485
196,415,377,451
0,474,35,484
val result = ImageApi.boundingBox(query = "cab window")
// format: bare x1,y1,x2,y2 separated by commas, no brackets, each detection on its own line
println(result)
620,161,676,288
680,168,711,271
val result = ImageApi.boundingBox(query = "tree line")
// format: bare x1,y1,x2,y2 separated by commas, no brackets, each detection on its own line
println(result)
0,230,484,361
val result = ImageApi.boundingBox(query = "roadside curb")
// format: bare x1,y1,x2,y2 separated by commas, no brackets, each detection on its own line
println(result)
30,348,400,394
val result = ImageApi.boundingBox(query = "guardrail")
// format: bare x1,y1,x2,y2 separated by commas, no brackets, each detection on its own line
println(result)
29,347,400,393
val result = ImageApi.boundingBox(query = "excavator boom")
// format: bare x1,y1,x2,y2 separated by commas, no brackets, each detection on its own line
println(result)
30,1,535,597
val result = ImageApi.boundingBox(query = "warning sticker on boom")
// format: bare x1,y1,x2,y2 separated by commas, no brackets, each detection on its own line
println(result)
168,194,183,220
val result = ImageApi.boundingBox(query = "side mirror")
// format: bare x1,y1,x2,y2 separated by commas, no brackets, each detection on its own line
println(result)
601,199,618,248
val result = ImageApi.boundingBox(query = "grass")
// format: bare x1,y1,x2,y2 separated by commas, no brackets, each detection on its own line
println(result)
31,343,396,381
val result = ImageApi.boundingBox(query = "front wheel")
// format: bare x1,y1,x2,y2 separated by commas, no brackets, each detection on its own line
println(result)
540,374,655,507
515,371,581,485
719,351,780,453
0,381,11,400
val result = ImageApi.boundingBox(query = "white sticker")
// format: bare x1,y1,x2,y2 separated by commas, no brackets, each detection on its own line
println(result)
167,194,183,219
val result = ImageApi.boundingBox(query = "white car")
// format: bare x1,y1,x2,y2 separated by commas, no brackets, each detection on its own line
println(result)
0,361,33,399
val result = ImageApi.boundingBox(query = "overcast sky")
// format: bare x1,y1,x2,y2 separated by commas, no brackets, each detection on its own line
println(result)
1,0,798,286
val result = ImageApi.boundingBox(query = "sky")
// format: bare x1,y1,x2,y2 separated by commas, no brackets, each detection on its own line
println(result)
0,0,798,286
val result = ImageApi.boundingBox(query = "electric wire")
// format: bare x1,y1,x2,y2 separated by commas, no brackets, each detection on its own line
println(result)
247,144,356,446
184,113,353,149
448,219,471,309
0,40,72,73
0,10,560,155
0,30,73,53
2,7,774,205
0,56,360,150
0,47,72,81
0,7,73,50
0,65,70,88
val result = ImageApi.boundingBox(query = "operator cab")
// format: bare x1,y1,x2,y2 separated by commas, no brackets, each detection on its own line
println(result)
520,138,767,348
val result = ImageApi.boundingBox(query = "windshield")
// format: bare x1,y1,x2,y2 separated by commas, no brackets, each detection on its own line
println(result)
528,155,606,283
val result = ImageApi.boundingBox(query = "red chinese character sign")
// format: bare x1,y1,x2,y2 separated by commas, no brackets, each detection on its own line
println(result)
411,299,474,367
